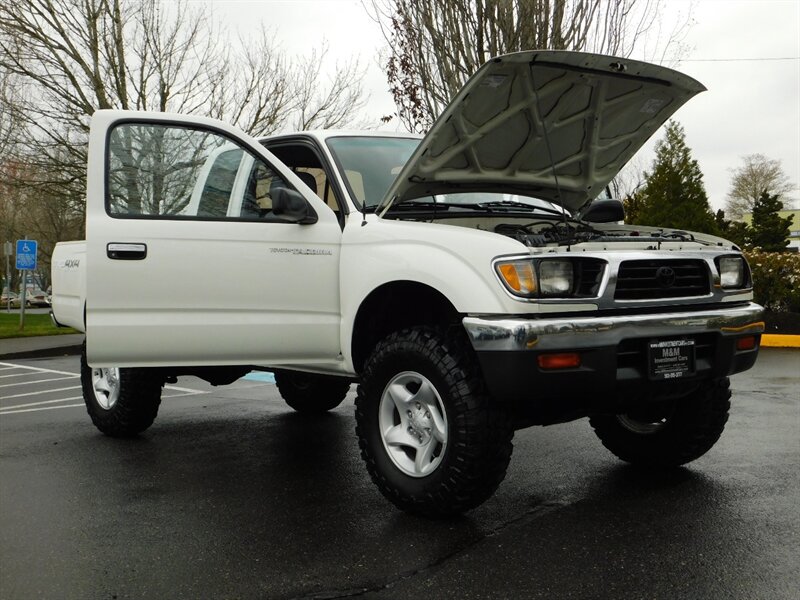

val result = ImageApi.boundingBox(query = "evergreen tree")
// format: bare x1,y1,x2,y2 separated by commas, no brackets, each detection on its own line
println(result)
748,191,793,251
714,209,728,232
727,222,751,249
637,121,718,234
714,209,750,248
622,192,646,225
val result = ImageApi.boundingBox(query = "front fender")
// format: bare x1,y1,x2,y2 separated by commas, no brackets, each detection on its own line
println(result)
339,216,524,368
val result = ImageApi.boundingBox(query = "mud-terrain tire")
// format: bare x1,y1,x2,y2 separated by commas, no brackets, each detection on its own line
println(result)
355,328,513,518
80,342,163,437
274,370,351,413
589,377,731,466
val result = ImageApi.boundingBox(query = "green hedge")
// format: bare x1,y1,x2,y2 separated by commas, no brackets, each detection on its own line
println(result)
743,248,800,312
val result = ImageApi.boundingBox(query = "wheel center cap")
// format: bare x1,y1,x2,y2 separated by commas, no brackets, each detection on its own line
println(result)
409,407,431,442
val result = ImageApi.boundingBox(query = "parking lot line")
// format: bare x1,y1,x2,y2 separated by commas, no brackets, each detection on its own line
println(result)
165,385,207,394
0,396,83,412
1,387,206,416
0,362,81,377
1,404,85,415
0,360,208,415
1,387,204,410
0,375,79,388
0,372,41,379
2,386,82,399
163,391,204,398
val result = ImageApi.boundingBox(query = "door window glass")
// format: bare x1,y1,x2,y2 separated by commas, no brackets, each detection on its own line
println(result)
107,122,288,221
197,149,243,217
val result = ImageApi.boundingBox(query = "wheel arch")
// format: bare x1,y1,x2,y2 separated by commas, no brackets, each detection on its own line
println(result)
350,281,461,374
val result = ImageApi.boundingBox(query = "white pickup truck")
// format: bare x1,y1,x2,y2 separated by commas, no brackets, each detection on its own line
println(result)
52,51,763,517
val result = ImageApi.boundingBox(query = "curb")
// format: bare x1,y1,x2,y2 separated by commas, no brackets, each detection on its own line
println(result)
0,333,85,361
761,334,800,348
0,343,83,360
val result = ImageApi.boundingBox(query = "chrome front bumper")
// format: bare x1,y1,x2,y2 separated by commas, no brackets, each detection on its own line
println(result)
462,303,765,352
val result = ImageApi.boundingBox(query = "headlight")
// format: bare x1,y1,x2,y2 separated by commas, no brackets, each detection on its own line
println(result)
539,260,574,296
495,259,576,298
716,256,746,289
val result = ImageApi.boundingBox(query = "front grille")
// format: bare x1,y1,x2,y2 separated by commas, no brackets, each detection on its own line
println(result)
614,259,710,300
574,259,606,297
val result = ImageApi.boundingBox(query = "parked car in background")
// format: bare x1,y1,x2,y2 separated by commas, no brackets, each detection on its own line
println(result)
26,290,52,307
1,291,18,307
5,290,51,308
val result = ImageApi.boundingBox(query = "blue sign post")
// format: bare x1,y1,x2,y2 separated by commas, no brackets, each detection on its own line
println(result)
15,239,38,330
16,240,38,271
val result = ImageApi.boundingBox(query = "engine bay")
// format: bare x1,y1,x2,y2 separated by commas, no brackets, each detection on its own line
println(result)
491,219,707,248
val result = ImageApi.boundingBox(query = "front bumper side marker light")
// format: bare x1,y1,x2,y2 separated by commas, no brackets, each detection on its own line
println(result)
538,353,581,370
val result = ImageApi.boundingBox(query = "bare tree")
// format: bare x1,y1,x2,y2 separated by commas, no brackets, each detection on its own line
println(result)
0,0,368,163
0,157,84,292
609,155,647,200
367,0,692,132
290,43,369,131
0,0,368,277
725,153,796,219
0,68,19,158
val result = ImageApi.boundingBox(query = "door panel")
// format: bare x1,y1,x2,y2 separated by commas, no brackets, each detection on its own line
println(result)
86,111,342,367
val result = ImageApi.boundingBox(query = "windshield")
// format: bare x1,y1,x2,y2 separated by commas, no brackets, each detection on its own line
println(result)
325,135,576,216
326,136,418,209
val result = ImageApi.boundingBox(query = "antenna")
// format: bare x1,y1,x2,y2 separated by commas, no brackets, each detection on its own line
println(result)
361,195,368,227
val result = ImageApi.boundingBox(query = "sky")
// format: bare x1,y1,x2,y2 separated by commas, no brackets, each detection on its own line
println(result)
202,0,800,212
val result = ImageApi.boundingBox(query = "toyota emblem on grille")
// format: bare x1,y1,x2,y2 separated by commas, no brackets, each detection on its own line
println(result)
656,266,676,288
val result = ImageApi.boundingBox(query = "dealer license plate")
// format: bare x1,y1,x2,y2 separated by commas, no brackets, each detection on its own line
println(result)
648,339,696,380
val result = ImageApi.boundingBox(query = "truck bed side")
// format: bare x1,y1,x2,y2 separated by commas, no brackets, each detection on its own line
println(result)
51,241,87,332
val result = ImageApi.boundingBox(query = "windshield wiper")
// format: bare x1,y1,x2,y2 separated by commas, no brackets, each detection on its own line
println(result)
385,200,478,211
386,199,572,217
476,200,567,217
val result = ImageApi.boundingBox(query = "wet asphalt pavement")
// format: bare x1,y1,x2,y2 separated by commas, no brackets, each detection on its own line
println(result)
1,349,798,599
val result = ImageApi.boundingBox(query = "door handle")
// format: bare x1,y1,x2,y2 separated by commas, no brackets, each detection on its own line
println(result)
107,243,147,260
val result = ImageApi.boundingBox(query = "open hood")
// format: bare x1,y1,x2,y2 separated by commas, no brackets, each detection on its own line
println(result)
378,50,705,213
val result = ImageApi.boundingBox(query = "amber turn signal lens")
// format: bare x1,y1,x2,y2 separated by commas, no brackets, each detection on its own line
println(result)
736,336,756,351
496,261,537,296
537,353,581,369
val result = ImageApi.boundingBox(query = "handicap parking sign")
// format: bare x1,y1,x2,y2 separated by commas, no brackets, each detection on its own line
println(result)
16,239,38,271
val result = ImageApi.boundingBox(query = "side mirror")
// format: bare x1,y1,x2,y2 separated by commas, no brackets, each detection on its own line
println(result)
579,198,625,223
271,188,318,224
